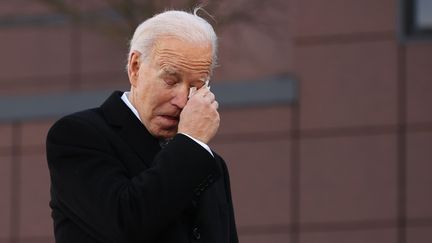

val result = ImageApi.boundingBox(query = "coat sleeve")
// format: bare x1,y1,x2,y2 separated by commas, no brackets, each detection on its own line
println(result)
219,157,239,243
46,115,221,243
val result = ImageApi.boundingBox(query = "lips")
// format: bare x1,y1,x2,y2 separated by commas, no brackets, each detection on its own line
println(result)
160,115,179,121
158,114,179,127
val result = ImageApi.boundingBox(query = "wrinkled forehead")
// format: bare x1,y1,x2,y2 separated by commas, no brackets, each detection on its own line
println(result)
151,37,213,78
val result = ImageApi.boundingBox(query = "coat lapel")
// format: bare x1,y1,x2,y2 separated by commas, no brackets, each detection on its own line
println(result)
100,91,161,167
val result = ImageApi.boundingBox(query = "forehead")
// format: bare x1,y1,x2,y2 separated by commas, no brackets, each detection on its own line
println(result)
152,37,213,77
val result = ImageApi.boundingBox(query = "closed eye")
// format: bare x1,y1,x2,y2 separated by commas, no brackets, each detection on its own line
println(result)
164,76,179,85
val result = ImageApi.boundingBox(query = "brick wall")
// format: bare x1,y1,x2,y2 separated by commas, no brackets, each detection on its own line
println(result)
0,0,431,243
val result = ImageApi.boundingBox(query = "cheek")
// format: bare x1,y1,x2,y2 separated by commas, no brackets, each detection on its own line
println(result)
136,78,174,112
133,87,152,118
144,89,172,114
151,84,175,103
153,92,174,110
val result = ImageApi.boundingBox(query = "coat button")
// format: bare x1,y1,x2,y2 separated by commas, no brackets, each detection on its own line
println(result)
192,226,201,240
207,174,214,183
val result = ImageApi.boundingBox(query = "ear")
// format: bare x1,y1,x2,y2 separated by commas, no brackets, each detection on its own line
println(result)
128,51,141,87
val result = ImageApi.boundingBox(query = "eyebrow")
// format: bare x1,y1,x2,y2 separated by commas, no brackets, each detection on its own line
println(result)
158,67,180,78
163,67,177,74
158,67,208,84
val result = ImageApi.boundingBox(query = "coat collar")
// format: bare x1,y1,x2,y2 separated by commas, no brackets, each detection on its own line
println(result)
100,91,161,167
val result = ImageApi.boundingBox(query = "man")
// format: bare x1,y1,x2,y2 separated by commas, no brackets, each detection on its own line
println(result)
46,9,238,243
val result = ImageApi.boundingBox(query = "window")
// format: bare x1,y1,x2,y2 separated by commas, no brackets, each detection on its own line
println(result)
402,0,432,40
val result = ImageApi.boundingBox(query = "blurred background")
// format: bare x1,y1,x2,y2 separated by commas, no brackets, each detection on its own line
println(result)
0,0,431,242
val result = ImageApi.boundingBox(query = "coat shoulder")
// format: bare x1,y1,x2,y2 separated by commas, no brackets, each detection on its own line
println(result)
46,108,108,146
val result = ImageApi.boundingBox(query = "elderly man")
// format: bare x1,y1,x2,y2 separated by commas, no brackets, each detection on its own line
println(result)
46,10,238,243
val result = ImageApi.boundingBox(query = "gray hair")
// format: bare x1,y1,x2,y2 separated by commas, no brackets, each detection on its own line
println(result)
127,9,218,72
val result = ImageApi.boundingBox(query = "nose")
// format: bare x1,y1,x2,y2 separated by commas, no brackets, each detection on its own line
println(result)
170,85,189,109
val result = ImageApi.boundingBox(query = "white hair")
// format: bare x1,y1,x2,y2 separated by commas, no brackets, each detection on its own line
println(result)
127,9,218,72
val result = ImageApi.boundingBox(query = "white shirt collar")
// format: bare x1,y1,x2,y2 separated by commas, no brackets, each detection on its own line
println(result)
121,91,141,122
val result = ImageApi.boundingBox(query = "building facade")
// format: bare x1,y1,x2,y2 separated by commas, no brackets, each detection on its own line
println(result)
0,0,431,243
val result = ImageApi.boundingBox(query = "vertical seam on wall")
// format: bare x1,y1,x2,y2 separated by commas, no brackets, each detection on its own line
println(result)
397,43,407,243
10,121,21,243
289,86,301,243
70,4,82,91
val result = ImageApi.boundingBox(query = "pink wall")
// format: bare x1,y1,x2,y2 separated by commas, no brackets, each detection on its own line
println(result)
0,0,432,242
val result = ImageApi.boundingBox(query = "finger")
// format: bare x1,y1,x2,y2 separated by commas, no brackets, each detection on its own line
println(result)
191,88,211,102
199,79,210,90
205,92,215,103
195,85,210,96
188,87,197,99
211,100,219,110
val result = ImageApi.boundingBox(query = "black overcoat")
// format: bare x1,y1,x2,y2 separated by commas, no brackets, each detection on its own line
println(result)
46,91,238,243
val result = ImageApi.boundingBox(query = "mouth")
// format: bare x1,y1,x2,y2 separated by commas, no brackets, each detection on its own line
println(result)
160,115,179,121
159,115,179,126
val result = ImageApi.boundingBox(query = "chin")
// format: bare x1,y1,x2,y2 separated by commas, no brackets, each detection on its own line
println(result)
147,123,177,139
153,129,177,139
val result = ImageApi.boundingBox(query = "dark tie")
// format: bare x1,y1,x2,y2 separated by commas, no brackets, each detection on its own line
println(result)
159,139,171,148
